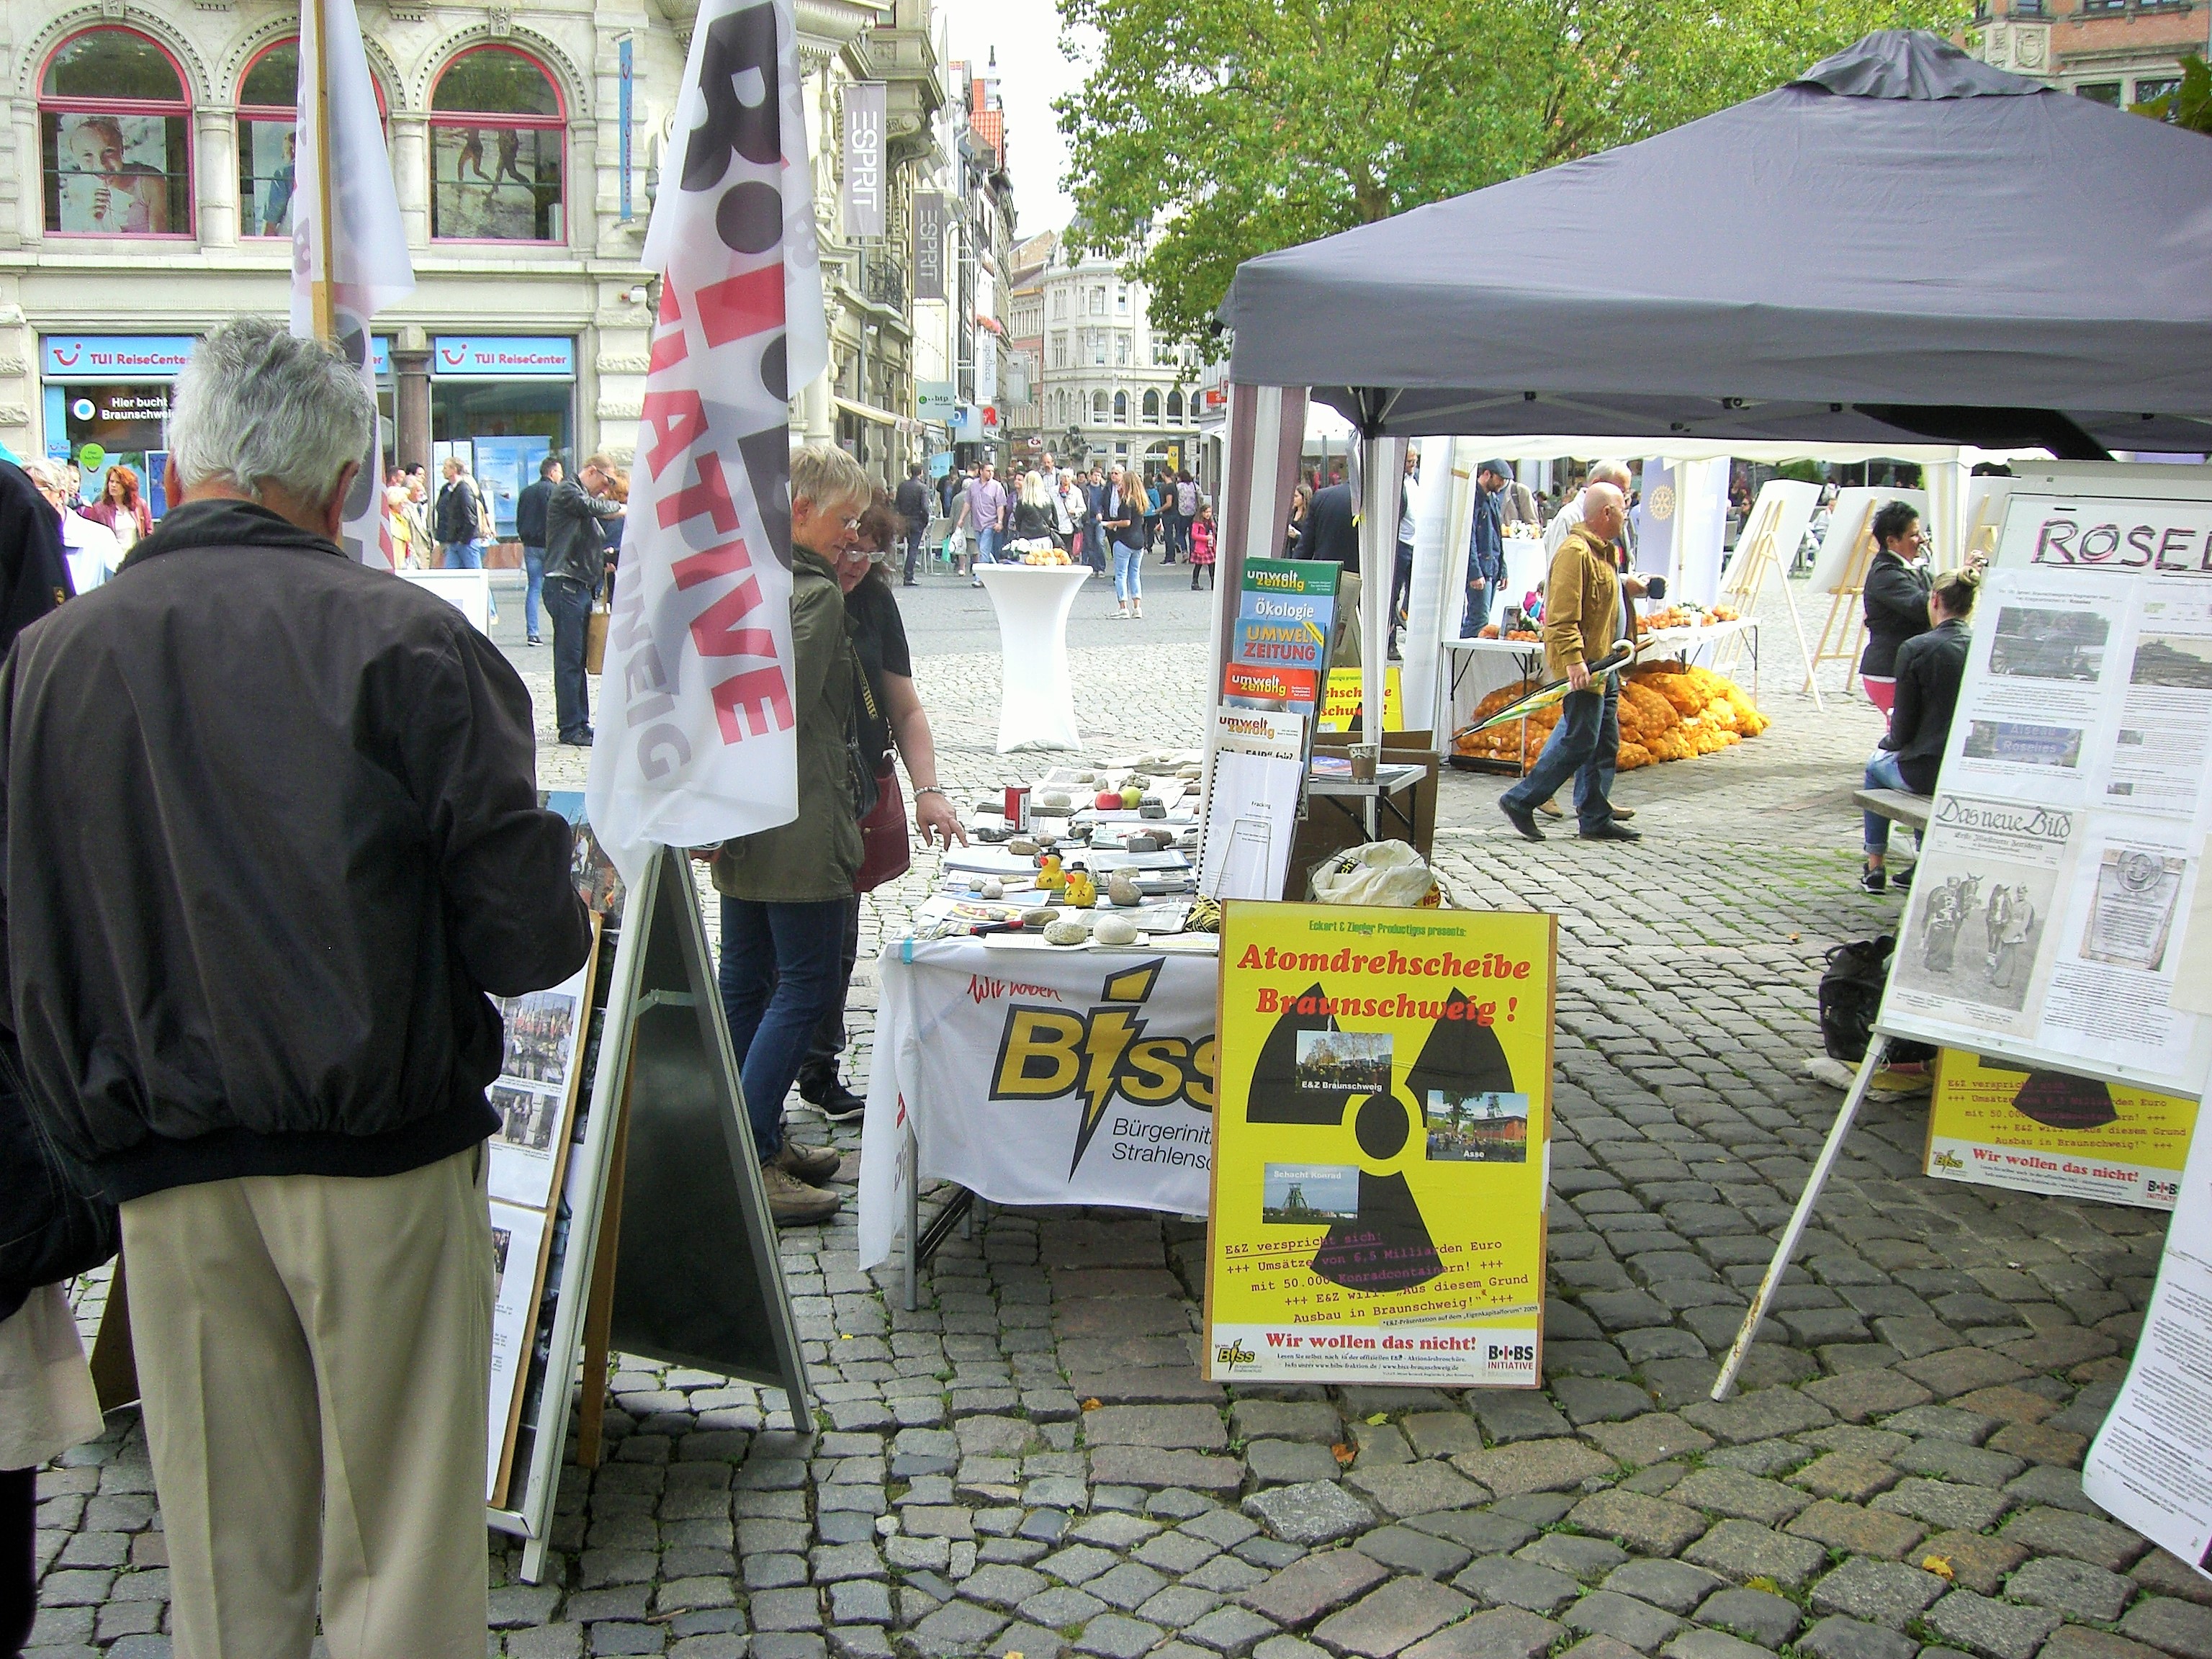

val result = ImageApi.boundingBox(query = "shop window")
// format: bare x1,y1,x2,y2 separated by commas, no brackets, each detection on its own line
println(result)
40,27,193,237
1167,390,1184,422
1143,390,1161,424
431,45,565,242
1114,391,1129,425
2075,81,2123,104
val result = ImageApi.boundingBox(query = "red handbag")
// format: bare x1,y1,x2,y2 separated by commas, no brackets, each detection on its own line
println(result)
855,763,910,893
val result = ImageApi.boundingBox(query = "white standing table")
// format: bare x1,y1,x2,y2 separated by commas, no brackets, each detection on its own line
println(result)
976,564,1090,752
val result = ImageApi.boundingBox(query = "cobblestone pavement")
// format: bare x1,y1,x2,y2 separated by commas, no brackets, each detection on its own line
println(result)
36,576,2212,1659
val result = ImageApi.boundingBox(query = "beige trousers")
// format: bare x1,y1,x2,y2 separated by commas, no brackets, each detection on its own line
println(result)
122,1145,493,1659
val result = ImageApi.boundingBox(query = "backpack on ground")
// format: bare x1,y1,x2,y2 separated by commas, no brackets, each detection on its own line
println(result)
1818,936,1935,1065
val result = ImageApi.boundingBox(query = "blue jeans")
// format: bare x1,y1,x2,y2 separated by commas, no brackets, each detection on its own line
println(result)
522,545,545,638
719,895,850,1161
543,575,593,738
1501,678,1619,833
1112,542,1144,603
975,527,1002,567
1864,750,1923,855
1462,580,1492,640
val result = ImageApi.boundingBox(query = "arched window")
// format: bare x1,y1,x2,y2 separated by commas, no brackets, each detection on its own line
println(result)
40,27,192,236
1167,390,1184,422
1143,390,1161,424
1092,391,1108,423
431,45,565,242
1113,392,1128,425
237,42,298,237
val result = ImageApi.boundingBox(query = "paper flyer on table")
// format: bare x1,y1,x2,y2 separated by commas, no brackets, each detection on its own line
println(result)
1879,521,2212,1096
2085,1113,2212,1581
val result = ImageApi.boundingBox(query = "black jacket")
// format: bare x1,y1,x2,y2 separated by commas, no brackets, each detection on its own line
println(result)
894,477,931,533
515,477,554,547
0,461,72,644
544,478,623,588
0,1035,116,1321
1303,483,1358,568
435,475,483,544
0,499,592,1202
1882,617,1970,794
1860,549,1933,678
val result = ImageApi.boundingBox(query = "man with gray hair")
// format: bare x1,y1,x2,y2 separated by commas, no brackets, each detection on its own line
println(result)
0,318,591,1657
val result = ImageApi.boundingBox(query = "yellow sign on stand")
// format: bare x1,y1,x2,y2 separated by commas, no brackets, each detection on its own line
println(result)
1317,667,1403,732
1205,902,1555,1385
1924,1049,2198,1210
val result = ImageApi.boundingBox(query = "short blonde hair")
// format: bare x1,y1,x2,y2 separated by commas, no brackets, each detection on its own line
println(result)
582,452,617,475
790,444,869,515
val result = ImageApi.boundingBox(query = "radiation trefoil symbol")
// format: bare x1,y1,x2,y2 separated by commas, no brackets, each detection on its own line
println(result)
1246,984,1516,1295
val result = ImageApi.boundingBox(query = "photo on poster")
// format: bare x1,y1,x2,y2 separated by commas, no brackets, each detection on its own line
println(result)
493,1082,560,1153
2080,850,2187,973
1961,720,2084,770
1989,606,2110,683
495,986,580,1089
2130,634,2212,691
53,114,177,235
490,1220,513,1282
431,127,553,240
1261,1164,1361,1224
485,1200,549,1503
1424,1091,1531,1164
1892,859,2056,1013
1294,1030,1391,1093
242,121,297,238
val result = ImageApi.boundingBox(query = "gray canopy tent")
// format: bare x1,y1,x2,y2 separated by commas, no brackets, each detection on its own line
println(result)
1203,30,2212,767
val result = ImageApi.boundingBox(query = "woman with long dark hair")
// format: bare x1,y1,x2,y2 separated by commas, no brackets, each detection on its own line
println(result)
1859,500,1933,714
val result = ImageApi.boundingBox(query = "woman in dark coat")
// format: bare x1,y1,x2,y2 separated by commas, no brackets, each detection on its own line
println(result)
1858,500,1933,714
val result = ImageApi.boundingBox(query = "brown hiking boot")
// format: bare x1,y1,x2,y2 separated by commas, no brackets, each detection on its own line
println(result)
773,1137,842,1184
760,1161,840,1225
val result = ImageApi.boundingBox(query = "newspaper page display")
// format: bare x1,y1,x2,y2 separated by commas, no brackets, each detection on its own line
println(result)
1923,1048,2197,1210
2084,1117,2212,1581
1879,484,2212,1097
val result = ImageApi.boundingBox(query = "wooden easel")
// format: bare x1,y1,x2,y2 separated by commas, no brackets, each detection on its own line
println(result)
1715,494,1822,711
1806,500,1879,696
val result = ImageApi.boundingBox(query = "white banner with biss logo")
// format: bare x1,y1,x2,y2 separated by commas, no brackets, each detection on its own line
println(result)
858,940,1218,1267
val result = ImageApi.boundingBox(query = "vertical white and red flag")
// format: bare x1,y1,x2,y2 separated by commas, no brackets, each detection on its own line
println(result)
586,0,828,885
291,0,414,567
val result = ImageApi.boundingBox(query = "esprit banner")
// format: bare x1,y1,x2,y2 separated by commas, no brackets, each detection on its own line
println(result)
842,81,886,238
1206,902,1555,1386
291,0,414,568
858,942,1218,1268
586,0,830,887
912,192,946,302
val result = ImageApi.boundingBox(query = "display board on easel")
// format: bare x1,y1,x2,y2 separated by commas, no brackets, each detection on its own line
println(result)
1716,462,2212,1406
487,811,811,1583
1714,479,1821,705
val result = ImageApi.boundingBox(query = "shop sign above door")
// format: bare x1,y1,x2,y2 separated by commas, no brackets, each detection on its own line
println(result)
431,336,577,379
42,336,198,380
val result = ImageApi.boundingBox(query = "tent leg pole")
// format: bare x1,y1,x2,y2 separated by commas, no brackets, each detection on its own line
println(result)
1710,1034,1889,1400
1781,574,1824,714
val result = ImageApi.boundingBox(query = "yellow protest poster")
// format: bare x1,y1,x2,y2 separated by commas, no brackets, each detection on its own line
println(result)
1924,1048,2198,1210
1206,902,1555,1385
1317,667,1403,733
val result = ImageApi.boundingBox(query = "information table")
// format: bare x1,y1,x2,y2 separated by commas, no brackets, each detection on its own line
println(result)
857,933,1220,1303
976,565,1091,751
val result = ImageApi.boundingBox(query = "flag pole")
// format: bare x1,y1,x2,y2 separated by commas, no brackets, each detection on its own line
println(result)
310,0,338,345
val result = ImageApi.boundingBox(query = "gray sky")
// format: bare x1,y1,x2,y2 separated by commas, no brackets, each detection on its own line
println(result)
937,0,1094,237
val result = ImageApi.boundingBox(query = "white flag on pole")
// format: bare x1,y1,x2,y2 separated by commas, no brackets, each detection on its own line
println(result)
292,0,415,567
585,0,830,889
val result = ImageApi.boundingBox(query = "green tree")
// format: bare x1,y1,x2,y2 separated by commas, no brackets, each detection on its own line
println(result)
2133,55,2212,134
1056,0,1968,349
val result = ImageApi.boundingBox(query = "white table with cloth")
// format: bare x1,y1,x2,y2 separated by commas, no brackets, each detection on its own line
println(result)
976,564,1090,751
858,934,1220,1301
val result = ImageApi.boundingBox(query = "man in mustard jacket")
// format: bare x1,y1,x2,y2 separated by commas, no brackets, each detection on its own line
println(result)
1498,483,1640,843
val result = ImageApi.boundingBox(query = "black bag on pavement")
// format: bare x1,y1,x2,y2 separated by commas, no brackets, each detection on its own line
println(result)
1818,936,1935,1066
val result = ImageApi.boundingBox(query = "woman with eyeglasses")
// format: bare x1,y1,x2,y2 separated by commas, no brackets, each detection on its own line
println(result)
793,492,967,1121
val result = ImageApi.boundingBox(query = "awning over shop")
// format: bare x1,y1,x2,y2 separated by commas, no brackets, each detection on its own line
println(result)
835,396,908,430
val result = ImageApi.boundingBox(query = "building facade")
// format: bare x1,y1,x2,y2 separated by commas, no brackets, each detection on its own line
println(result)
1,0,974,523
1002,228,1053,466
1971,0,2209,107
1036,239,1200,483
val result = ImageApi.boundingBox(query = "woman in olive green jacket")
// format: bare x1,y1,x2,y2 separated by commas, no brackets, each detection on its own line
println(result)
713,445,872,1225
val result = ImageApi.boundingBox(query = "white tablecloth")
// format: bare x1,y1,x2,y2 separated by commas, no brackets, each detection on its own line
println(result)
977,565,1090,751
857,935,1219,1268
